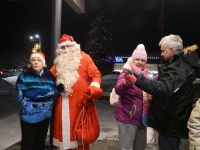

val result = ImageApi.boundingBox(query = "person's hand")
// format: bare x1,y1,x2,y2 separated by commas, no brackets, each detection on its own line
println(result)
124,70,137,86
84,86,103,100
9,86,19,97
55,83,65,92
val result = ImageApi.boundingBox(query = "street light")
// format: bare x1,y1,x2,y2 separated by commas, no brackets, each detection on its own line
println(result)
29,34,41,52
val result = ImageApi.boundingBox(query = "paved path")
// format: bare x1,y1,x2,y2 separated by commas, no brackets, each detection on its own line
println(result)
0,78,188,150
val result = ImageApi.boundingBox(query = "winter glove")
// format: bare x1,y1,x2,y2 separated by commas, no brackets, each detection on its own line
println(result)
9,86,19,97
124,70,137,86
55,83,65,93
78,86,103,107
84,86,103,100
142,114,148,126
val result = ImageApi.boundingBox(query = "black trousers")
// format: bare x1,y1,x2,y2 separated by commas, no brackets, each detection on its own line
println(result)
20,118,49,150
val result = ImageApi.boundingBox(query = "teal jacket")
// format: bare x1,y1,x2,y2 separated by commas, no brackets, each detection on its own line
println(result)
13,68,58,123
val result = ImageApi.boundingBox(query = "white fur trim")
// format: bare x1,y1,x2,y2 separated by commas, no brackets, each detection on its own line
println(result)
53,95,77,149
90,82,100,88
58,41,71,47
53,138,77,150
123,57,132,70
57,41,75,48
30,54,45,65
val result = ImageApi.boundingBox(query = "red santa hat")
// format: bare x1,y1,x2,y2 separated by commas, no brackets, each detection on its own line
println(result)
132,44,147,61
30,52,46,65
58,34,74,48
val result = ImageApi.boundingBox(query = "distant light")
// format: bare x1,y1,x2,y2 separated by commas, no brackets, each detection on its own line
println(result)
149,73,154,78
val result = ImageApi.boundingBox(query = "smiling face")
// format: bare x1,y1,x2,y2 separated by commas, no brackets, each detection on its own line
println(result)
132,59,146,71
30,57,44,73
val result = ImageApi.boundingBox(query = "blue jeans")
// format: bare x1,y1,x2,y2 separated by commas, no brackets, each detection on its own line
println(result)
158,134,180,150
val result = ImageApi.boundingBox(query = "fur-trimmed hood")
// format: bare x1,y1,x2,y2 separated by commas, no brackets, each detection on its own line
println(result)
182,44,200,70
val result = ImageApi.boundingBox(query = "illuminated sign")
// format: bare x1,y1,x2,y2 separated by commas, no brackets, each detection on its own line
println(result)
115,57,123,62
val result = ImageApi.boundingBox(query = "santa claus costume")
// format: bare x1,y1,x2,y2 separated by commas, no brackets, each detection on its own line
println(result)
50,34,103,150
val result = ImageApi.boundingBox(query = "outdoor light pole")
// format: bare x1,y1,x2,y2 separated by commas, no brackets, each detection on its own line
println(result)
30,34,42,52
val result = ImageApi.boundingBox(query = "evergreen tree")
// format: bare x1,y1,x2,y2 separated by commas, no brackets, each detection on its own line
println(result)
85,10,114,75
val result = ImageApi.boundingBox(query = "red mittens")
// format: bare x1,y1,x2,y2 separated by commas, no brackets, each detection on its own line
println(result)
79,86,103,107
84,86,103,100
124,70,137,86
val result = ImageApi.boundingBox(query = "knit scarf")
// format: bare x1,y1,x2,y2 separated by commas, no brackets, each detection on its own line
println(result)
143,91,152,115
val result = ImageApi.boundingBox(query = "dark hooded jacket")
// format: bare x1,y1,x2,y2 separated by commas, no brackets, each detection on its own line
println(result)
134,47,200,138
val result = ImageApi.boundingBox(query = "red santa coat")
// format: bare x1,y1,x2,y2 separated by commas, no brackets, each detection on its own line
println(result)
50,51,102,149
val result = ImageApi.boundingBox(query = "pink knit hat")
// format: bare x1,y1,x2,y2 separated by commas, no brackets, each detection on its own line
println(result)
132,44,147,61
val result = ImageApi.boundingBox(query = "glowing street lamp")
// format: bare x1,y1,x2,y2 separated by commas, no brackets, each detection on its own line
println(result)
29,34,41,52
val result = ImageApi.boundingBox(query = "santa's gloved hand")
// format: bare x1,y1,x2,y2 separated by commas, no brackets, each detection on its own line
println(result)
124,70,137,86
142,114,148,126
78,95,89,107
9,86,19,97
84,86,103,100
55,83,64,92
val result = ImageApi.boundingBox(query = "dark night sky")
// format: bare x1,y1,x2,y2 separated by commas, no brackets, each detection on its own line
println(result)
1,0,200,58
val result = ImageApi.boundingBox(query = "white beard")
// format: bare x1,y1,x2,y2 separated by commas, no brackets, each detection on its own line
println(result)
54,43,82,96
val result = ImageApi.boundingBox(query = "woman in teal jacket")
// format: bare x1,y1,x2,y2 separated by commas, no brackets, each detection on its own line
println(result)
9,52,64,150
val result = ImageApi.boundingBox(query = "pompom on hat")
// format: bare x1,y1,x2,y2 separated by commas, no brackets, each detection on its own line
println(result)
58,34,74,48
30,52,46,65
132,44,147,61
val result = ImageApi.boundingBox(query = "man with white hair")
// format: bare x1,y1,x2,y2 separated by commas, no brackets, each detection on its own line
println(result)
50,34,103,150
129,34,200,150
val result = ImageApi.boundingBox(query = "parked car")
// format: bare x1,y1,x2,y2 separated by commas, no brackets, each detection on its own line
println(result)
13,70,23,76
101,72,120,97
1,70,22,86
0,69,13,78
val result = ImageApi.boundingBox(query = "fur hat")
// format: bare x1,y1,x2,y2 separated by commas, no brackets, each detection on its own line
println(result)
132,44,147,61
58,34,74,48
30,52,45,65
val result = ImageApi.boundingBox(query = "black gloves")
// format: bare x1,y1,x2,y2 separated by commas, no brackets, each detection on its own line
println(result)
9,87,19,97
55,83,65,92
124,70,134,77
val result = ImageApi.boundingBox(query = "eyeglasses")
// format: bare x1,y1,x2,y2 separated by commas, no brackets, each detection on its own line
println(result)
134,59,146,62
